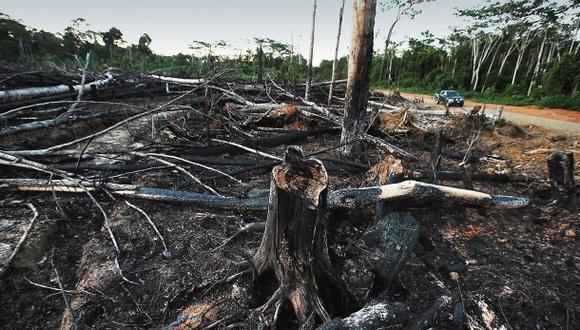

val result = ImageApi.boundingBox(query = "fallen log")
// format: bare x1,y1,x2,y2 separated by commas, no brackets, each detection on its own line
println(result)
364,211,421,293
0,73,113,103
417,170,526,183
0,179,529,211
0,111,122,137
328,180,529,210
145,75,204,85
317,301,409,329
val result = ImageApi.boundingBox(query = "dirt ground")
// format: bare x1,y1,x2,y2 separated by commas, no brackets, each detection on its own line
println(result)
0,93,579,329
379,89,580,123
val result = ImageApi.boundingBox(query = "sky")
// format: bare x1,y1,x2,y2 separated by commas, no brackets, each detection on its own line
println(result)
1,0,487,64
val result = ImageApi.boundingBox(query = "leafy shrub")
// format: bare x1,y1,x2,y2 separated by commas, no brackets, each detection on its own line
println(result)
540,94,580,111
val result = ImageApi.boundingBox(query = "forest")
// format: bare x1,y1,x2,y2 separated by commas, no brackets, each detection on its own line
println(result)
1,0,579,109
0,0,579,329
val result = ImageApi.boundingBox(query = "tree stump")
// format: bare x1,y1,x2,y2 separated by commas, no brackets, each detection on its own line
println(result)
547,151,575,196
252,146,355,327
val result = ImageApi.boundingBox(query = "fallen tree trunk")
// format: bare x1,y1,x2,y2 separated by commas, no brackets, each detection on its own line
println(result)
145,75,204,85
0,179,529,211
328,180,529,210
0,73,113,103
0,111,122,137
417,170,526,183
318,301,409,329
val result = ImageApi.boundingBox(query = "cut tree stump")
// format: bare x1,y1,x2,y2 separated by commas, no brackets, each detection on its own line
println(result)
547,151,575,205
252,146,355,327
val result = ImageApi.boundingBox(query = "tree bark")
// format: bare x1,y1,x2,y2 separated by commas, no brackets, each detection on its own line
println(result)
527,30,547,96
379,12,401,82
547,151,575,206
305,0,318,101
328,0,346,106
0,74,113,103
340,0,377,158
257,44,264,83
252,146,355,327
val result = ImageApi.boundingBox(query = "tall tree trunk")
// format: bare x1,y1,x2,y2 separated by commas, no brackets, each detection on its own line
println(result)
379,12,401,82
481,41,501,93
328,0,346,106
257,44,264,83
528,30,547,96
497,39,516,79
472,35,498,91
388,50,394,82
305,0,318,101
340,0,377,158
569,20,579,54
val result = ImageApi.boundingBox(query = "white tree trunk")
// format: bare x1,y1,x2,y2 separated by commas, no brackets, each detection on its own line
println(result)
305,0,318,101
527,31,547,96
497,39,516,78
0,73,113,103
328,0,346,106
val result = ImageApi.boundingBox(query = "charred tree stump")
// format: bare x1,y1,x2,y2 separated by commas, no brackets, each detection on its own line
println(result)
252,146,355,327
547,152,575,206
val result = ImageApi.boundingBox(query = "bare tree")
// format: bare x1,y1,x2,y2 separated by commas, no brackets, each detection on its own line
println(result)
378,0,430,82
528,29,547,96
305,0,318,101
328,0,346,106
340,0,377,158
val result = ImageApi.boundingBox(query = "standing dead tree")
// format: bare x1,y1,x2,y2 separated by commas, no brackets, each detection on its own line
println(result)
341,0,377,158
328,0,346,106
251,146,355,327
305,0,318,101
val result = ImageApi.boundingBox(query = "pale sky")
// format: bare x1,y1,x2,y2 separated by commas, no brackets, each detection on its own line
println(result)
1,0,486,64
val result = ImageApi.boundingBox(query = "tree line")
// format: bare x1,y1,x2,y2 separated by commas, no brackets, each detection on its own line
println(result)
1,0,579,109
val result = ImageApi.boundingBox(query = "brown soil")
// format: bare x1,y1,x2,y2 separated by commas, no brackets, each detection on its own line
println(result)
378,89,580,123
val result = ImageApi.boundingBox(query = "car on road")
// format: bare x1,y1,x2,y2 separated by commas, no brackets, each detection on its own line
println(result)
434,90,465,107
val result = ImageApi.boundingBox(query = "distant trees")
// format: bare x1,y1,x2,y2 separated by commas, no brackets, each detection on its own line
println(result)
377,0,431,82
101,27,124,59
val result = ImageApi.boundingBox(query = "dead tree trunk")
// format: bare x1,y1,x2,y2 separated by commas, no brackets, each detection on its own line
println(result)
328,0,346,106
547,151,575,206
252,146,355,327
305,0,318,101
257,44,264,83
340,0,376,158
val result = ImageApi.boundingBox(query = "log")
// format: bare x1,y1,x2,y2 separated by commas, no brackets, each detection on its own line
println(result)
251,146,355,327
417,170,524,183
0,179,529,211
408,295,453,330
363,212,421,293
328,180,529,210
0,73,113,103
145,75,204,85
317,301,409,329
0,111,122,137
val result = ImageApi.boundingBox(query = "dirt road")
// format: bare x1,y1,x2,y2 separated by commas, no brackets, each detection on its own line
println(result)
377,89,580,133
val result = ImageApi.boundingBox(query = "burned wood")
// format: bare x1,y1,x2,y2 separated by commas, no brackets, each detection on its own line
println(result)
0,178,529,211
0,110,123,137
328,180,529,210
251,146,355,327
318,301,409,329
